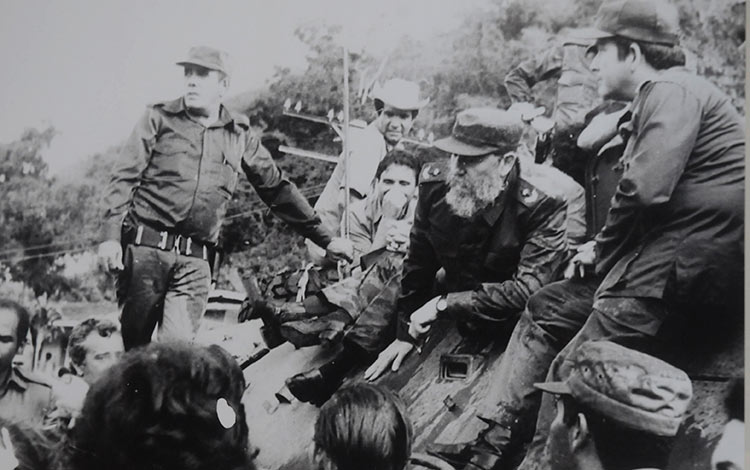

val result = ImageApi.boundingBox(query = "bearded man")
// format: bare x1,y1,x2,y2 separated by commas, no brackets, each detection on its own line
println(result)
364,108,569,381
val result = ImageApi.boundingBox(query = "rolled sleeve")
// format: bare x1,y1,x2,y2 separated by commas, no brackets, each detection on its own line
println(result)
504,46,563,104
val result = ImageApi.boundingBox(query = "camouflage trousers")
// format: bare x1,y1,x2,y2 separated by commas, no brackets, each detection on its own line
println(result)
321,250,405,353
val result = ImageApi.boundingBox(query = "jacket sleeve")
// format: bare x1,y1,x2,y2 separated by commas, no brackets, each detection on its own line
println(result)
100,108,159,242
241,136,334,249
504,46,564,104
395,186,441,341
595,82,700,274
444,195,568,322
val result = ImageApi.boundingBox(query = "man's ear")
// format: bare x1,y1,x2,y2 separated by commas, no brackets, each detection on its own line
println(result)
628,43,643,69
499,152,518,175
571,412,591,451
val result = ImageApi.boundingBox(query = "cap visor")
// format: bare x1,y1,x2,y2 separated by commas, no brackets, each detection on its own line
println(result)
433,136,498,157
176,60,221,73
566,27,614,41
534,381,572,395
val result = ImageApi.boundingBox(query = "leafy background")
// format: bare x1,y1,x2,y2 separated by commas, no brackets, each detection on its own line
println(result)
0,0,744,305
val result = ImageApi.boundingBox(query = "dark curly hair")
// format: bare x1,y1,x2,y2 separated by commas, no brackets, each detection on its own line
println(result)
314,382,412,470
66,318,119,371
60,342,255,470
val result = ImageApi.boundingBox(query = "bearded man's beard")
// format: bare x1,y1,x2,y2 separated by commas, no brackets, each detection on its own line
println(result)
445,162,508,218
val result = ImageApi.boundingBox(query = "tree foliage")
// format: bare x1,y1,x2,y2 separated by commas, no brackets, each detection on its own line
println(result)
4,0,745,297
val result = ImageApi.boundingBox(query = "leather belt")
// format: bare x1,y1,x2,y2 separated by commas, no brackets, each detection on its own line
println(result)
123,224,213,261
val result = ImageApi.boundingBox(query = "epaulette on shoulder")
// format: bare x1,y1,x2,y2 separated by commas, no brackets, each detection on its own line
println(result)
419,159,449,184
14,367,52,389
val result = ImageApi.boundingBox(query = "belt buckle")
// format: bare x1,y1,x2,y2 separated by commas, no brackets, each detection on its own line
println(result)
158,231,168,250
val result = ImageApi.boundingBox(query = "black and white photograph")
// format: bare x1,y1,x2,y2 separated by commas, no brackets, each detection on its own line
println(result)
0,0,745,469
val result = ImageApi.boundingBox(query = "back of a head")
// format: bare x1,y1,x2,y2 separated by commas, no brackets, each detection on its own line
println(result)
314,383,412,470
62,342,255,470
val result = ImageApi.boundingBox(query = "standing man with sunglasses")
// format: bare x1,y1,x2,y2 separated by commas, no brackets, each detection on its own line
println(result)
364,108,569,380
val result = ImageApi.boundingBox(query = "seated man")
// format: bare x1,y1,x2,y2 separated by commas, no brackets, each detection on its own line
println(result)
243,150,420,350
343,108,570,385
537,341,692,470
307,78,428,264
0,299,54,427
428,100,628,468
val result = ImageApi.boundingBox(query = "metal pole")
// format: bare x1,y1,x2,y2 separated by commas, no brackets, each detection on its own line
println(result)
342,46,351,240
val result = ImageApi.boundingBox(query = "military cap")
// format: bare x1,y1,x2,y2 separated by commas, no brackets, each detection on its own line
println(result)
177,46,231,76
572,0,680,46
535,341,692,436
433,108,524,157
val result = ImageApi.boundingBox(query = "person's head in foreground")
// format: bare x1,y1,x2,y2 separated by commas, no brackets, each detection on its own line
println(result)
536,341,693,470
313,383,412,470
0,299,30,377
433,108,524,218
575,0,685,102
372,78,428,146
66,318,123,385
61,341,255,470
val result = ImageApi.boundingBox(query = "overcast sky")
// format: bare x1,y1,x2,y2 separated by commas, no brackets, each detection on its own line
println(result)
0,0,485,175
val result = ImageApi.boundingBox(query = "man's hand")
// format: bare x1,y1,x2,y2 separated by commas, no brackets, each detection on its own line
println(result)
385,220,411,252
408,296,440,338
98,240,124,272
325,237,354,263
564,240,597,279
363,339,414,381
381,189,410,220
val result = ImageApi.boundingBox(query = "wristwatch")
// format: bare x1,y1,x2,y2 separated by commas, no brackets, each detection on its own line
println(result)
435,295,448,314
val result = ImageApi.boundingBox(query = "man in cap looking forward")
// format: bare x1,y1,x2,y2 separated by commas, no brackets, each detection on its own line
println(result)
364,108,569,380
538,341,692,470
308,78,428,262
99,46,352,349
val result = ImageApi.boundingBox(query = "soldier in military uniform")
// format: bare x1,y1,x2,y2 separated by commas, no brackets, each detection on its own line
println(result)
284,109,568,403
98,46,353,349
0,299,53,426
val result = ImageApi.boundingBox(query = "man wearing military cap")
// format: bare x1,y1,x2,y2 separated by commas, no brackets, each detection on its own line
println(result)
363,108,569,381
307,78,429,263
504,0,743,469
99,46,353,349
538,341,692,470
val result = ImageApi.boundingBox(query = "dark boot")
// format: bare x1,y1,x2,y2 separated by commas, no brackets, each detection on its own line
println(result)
285,368,341,406
285,343,368,406
279,310,351,349
428,415,524,470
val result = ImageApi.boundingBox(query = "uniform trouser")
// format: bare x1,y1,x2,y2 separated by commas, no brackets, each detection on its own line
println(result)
117,245,211,350
515,294,669,470
320,251,404,354
478,277,599,424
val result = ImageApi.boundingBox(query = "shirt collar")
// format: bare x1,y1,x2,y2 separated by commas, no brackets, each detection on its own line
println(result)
161,98,249,131
480,158,520,226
